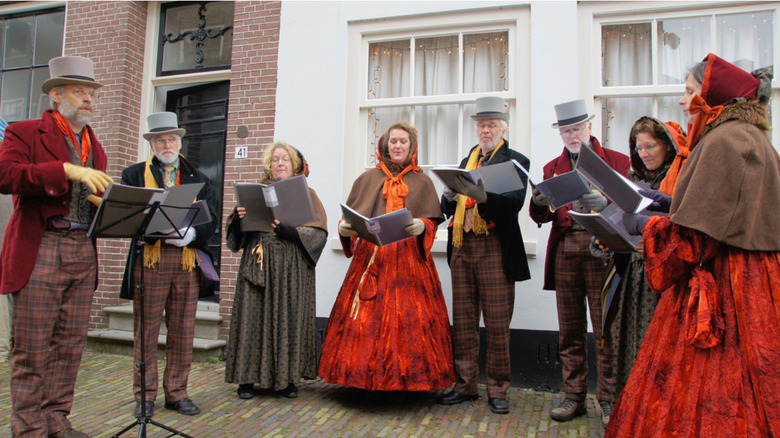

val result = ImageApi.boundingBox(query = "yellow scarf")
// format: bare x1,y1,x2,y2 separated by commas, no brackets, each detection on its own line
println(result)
143,156,197,271
452,141,503,247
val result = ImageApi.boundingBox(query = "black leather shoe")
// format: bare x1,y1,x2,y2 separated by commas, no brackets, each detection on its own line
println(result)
237,384,254,399
133,401,154,418
488,397,509,414
278,383,298,398
165,398,200,415
437,391,479,405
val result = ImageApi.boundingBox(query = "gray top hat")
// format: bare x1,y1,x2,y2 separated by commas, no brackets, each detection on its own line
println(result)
41,56,103,93
470,96,509,122
143,112,186,141
551,99,595,128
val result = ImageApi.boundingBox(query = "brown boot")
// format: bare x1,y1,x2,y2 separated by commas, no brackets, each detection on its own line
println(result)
551,396,586,422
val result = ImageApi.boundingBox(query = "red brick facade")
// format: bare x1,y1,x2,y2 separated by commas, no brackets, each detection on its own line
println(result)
55,1,282,337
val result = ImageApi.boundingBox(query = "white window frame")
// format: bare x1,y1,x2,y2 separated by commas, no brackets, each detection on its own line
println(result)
342,6,533,255
579,1,780,153
137,2,231,162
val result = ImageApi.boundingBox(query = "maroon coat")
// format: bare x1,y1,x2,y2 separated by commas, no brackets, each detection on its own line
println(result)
0,110,107,294
529,136,629,290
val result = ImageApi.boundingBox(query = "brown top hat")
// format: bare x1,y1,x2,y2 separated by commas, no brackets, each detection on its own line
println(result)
41,56,103,93
143,112,186,141
470,96,509,122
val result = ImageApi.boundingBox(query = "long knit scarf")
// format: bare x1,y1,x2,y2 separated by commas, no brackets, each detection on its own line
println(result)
142,156,197,271
52,110,91,166
451,142,503,247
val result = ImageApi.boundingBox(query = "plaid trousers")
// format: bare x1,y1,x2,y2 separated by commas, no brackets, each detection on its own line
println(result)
450,231,515,399
10,230,96,437
554,230,614,402
131,243,198,404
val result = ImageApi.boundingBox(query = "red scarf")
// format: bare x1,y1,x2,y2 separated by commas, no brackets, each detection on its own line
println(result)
52,110,91,166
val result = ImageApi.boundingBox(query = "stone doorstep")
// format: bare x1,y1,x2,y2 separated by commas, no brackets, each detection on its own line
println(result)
103,302,222,340
87,329,226,362
88,301,225,362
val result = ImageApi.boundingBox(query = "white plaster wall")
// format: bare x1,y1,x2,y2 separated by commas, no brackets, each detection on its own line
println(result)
274,1,582,331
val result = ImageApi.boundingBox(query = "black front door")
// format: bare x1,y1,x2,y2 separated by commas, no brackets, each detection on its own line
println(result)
166,80,229,298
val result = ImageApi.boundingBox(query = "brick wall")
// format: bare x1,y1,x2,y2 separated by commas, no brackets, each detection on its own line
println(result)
220,1,282,337
64,1,147,331
60,1,282,337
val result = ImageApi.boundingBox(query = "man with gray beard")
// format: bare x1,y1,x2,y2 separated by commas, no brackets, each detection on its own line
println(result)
0,56,112,438
119,112,217,419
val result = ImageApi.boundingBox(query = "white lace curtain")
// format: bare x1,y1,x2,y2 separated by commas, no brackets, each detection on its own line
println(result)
601,11,773,155
367,32,508,166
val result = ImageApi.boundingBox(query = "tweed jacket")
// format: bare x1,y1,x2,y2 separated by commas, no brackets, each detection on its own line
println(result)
0,110,107,295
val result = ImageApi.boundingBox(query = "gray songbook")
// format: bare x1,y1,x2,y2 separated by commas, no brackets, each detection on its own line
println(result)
340,204,414,247
432,160,525,195
235,175,316,232
568,203,642,253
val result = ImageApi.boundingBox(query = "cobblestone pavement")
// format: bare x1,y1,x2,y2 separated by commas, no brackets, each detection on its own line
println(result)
0,351,604,437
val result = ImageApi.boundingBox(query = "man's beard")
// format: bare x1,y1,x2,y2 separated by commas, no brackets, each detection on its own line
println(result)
58,98,92,129
154,150,179,165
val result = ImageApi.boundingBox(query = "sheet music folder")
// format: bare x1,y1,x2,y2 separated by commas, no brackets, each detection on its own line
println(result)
568,203,642,253
235,175,316,232
340,204,414,247
88,182,205,239
431,160,525,194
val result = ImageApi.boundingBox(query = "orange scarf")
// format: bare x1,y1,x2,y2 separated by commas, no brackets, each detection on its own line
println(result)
659,146,690,196
686,95,723,152
52,110,91,166
378,159,418,213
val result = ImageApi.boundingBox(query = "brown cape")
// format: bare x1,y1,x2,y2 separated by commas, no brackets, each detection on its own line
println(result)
345,168,443,222
670,100,780,251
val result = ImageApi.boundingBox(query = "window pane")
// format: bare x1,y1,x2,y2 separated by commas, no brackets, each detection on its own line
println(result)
716,12,773,72
657,16,712,85
657,95,687,131
464,32,508,93
367,106,412,166
161,2,234,73
460,102,484,156
0,21,5,66
30,67,49,118
601,97,652,155
368,40,410,99
34,11,64,65
602,23,651,86
1,69,30,122
414,35,458,96
4,16,33,69
414,104,459,165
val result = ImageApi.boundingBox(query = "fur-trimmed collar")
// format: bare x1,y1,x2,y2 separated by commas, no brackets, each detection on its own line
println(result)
698,99,770,144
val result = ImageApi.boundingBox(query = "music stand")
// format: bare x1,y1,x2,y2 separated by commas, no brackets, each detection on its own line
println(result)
89,183,203,438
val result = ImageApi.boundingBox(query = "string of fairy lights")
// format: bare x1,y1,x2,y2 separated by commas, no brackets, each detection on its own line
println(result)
365,33,509,164
600,13,773,147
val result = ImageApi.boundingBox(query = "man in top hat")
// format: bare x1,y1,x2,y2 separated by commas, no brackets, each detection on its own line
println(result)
0,55,113,438
119,112,217,418
437,96,531,415
530,99,629,426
